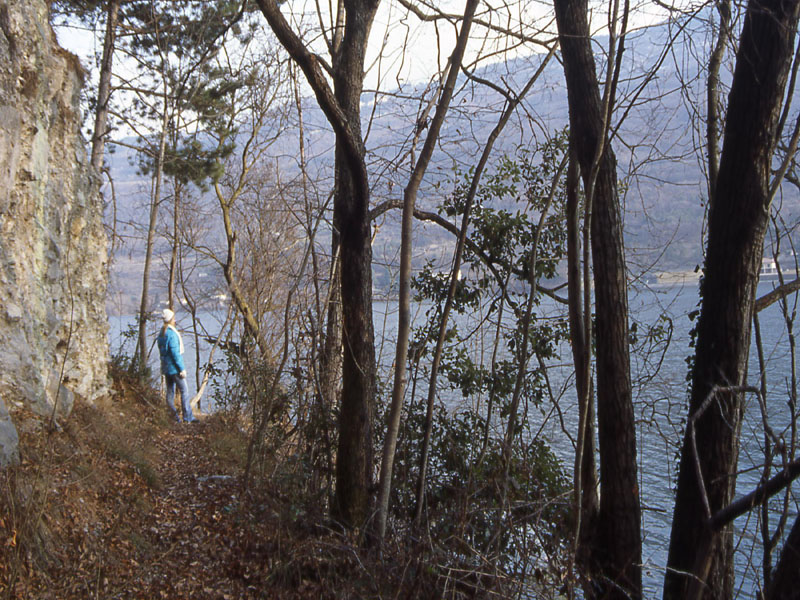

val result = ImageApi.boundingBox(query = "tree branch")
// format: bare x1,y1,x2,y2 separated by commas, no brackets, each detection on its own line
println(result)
396,0,555,50
755,277,800,313
710,459,800,531
413,208,567,304
687,384,800,533
254,0,368,199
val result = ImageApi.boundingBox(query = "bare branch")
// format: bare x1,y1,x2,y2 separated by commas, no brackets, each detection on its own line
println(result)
755,277,800,313
710,459,800,531
254,0,368,200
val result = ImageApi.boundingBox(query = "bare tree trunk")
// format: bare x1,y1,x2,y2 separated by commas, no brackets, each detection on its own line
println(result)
256,0,382,531
411,46,555,527
329,1,380,531
167,179,181,310
664,1,800,597
495,155,566,565
136,89,169,369
218,187,271,361
375,0,479,542
565,150,599,591
293,60,341,497
754,250,797,593
317,237,342,485
705,0,731,202
765,514,800,600
553,0,641,596
90,0,119,172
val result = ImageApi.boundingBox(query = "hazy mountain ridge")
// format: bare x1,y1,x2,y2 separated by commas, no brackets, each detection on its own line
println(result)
104,16,797,309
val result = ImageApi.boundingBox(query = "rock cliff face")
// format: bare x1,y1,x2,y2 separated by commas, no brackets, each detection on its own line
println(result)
0,0,110,466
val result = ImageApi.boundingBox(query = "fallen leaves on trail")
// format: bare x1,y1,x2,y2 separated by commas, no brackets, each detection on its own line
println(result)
0,377,421,600
1,393,295,599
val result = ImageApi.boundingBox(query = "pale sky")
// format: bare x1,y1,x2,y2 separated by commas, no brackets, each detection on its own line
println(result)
55,0,680,93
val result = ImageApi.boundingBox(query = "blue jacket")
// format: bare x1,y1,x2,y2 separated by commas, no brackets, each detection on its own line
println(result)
157,326,185,376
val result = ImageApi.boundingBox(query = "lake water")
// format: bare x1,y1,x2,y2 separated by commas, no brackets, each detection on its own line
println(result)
109,280,798,597
640,282,799,598
511,281,799,598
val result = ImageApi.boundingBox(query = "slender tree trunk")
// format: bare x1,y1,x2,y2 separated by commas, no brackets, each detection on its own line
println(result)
254,0,380,530
330,1,380,531
218,189,270,361
495,156,565,565
664,1,800,598
136,90,169,368
90,0,119,172
705,0,731,203
294,61,341,496
317,237,342,486
766,514,800,600
565,150,599,585
375,0,479,542
411,48,554,526
553,0,641,596
167,179,181,310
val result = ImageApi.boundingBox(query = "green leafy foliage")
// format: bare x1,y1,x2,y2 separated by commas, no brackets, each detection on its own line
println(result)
116,1,258,189
441,133,569,284
392,135,573,576
121,1,251,58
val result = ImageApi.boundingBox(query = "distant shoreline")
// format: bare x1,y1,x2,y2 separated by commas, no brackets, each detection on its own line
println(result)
644,270,701,287
107,269,799,317
645,269,800,288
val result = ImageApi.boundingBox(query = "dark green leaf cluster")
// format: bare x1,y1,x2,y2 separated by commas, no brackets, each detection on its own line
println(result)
411,131,571,412
385,399,569,569
121,2,262,189
412,262,481,311
397,134,574,569
121,1,251,59
51,0,105,22
443,137,569,286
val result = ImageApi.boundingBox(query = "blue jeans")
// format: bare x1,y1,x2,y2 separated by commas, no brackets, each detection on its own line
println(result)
165,373,194,422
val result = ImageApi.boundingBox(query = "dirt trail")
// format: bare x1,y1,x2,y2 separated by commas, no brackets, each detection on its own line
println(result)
1,398,281,600
105,419,275,600
2,376,389,600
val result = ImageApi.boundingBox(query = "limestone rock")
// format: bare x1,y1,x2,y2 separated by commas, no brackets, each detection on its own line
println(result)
0,0,110,464
0,397,19,467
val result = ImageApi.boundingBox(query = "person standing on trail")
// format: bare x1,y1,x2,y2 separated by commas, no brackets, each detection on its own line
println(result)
157,308,197,424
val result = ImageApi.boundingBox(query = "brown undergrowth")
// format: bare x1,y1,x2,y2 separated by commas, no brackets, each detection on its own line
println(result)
0,368,435,600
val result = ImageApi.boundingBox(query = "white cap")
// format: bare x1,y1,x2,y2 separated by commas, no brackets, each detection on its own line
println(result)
162,308,175,323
